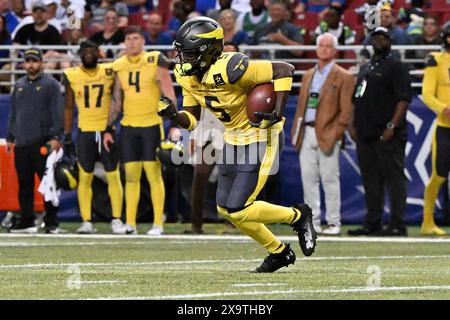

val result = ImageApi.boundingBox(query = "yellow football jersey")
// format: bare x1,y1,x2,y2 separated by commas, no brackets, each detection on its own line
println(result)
175,52,284,145
422,51,450,128
113,51,162,127
64,63,114,131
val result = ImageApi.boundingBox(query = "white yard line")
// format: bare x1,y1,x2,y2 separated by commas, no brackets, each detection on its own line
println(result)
92,285,450,300
231,283,286,287
0,241,214,247
0,255,449,270
0,233,449,243
72,280,127,285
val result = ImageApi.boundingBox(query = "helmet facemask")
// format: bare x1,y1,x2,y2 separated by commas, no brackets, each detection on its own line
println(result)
173,39,223,76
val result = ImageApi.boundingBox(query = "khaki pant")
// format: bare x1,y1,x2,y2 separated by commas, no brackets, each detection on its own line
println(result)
299,126,341,228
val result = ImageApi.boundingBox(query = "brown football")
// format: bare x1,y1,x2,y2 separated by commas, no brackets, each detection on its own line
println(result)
246,82,276,123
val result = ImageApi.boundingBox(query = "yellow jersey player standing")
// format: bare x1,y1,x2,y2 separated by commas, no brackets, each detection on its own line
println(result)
421,24,450,236
63,41,125,234
158,17,317,273
104,26,176,235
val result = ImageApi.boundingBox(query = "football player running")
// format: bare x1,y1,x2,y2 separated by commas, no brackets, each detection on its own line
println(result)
158,17,317,273
104,26,176,235
63,41,125,234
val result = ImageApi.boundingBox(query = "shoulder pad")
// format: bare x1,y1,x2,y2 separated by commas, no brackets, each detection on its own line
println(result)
425,54,438,67
226,53,249,84
146,51,160,64
101,63,114,76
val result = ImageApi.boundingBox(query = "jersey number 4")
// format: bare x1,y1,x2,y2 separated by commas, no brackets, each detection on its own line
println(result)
84,84,104,108
128,71,140,93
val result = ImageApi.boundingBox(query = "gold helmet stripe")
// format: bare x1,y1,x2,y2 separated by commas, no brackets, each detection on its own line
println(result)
195,27,224,40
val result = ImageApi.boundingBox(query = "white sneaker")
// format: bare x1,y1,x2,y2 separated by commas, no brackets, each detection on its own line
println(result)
46,227,67,234
125,224,138,235
321,225,341,235
314,225,322,234
111,219,126,234
77,221,96,234
1,211,15,228
147,224,164,236
9,226,38,234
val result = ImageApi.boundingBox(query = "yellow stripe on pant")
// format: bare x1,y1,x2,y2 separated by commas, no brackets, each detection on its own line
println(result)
217,131,301,253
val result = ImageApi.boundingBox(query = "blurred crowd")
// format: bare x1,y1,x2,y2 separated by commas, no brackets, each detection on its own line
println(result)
0,0,448,64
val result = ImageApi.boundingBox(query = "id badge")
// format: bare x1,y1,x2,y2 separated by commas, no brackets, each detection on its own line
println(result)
307,92,319,109
355,80,367,98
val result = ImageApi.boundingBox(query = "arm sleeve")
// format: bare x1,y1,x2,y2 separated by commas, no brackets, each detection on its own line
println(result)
392,62,412,104
13,26,26,44
337,73,355,133
48,80,64,139
235,60,273,89
6,89,16,142
422,64,447,114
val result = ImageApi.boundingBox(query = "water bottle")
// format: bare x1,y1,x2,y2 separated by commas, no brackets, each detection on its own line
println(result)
40,143,53,156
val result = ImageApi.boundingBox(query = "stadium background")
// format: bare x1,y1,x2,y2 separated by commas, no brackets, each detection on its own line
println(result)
1,94,447,225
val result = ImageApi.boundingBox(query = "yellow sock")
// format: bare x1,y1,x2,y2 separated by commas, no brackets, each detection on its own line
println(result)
105,168,123,219
124,162,142,227
237,221,285,253
77,164,94,222
227,201,299,225
143,161,165,226
217,206,285,253
423,174,445,225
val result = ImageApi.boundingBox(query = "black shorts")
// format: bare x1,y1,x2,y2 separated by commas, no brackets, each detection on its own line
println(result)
434,126,450,177
216,131,284,210
120,124,163,163
77,130,119,173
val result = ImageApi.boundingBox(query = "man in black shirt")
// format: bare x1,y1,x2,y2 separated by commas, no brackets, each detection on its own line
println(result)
13,1,64,71
89,8,125,59
13,1,62,46
348,27,412,237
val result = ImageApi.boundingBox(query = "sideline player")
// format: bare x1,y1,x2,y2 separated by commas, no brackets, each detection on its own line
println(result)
159,17,316,273
104,26,176,235
63,41,125,234
421,25,450,236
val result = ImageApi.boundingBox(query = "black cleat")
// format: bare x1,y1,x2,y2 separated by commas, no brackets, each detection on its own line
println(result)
347,227,381,236
253,243,296,273
291,204,317,257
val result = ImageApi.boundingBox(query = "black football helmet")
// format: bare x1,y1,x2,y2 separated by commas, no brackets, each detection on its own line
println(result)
54,158,78,191
173,16,224,76
157,140,184,168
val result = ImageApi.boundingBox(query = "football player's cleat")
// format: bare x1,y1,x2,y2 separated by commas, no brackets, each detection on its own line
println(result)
147,224,164,236
77,221,96,234
291,204,317,256
125,224,138,235
252,243,296,273
111,219,126,234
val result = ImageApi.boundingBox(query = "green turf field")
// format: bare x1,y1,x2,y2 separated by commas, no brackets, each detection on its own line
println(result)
0,223,449,300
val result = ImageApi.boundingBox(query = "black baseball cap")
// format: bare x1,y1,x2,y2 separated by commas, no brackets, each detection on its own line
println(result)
371,27,392,40
24,48,43,61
